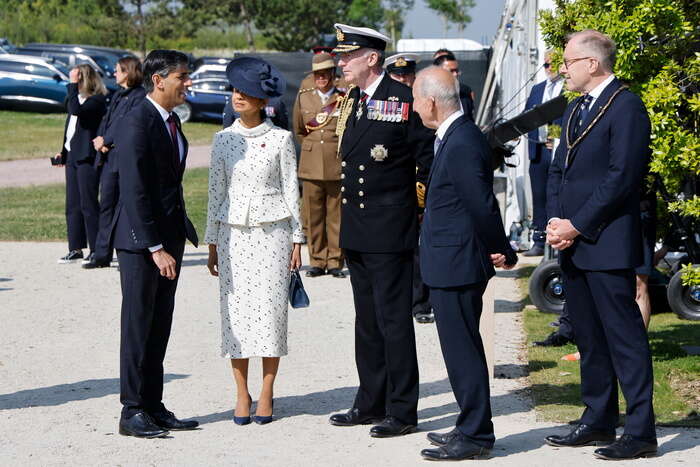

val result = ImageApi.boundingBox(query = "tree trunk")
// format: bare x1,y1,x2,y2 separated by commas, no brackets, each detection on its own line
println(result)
136,0,146,57
240,3,255,52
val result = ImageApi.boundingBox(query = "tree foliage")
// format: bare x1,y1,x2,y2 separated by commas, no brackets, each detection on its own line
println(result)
427,0,475,35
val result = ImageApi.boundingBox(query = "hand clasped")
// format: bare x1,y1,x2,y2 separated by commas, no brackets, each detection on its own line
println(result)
546,218,579,251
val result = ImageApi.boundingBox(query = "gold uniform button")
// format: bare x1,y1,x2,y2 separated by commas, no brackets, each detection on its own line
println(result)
342,198,347,204
320,140,324,144
341,161,346,167
341,174,345,179
359,165,365,171
359,191,364,196
360,203,365,209
359,178,364,184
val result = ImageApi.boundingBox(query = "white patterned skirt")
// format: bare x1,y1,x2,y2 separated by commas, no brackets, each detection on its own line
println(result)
216,219,293,358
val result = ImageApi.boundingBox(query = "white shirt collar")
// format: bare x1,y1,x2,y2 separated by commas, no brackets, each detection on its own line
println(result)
317,87,336,100
146,95,171,122
586,74,615,105
361,72,385,99
436,110,464,140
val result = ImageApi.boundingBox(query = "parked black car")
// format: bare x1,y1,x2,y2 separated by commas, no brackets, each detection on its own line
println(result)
0,38,17,54
0,54,69,111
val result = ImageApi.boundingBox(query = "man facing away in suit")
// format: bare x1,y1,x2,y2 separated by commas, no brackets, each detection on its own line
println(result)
412,66,518,461
544,30,656,460
111,50,200,438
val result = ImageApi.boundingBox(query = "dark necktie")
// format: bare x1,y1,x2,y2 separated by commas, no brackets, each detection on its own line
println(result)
573,94,593,139
166,114,181,167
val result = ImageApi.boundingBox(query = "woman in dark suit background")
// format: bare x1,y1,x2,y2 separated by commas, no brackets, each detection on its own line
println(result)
84,57,146,269
56,64,108,264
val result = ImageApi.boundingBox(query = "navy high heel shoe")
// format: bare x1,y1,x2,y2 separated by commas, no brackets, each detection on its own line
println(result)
252,400,274,425
233,395,252,425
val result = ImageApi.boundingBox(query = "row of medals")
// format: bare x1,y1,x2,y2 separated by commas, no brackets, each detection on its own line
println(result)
358,100,405,122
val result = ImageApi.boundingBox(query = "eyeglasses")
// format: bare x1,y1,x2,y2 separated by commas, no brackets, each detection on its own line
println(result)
543,62,551,69
562,56,593,69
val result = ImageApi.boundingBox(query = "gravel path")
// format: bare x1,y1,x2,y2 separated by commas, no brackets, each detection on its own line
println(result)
0,244,697,465
0,146,211,188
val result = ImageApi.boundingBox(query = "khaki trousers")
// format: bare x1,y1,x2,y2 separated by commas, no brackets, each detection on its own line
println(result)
302,179,343,270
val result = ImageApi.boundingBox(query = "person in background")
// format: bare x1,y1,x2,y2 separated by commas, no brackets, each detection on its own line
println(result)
293,52,345,278
385,52,436,324
206,57,303,426
84,57,146,269
55,64,108,264
433,52,475,121
522,49,564,257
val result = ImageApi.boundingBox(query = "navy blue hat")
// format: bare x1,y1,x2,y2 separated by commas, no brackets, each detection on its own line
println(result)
226,57,286,99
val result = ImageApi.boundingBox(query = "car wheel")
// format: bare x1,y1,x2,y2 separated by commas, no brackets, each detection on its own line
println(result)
667,268,700,321
173,102,192,123
528,259,565,314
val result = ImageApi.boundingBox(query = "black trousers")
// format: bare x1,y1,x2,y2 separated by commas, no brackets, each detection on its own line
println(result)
430,282,494,448
118,239,185,418
557,304,575,341
345,248,419,425
94,165,119,262
560,257,656,440
412,246,431,315
528,144,551,244
65,159,100,252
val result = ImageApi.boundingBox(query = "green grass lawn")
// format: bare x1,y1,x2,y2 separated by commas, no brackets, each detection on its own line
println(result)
0,110,219,162
0,167,210,241
519,266,700,427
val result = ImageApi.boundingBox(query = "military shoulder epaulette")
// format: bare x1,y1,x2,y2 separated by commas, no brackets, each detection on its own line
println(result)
298,87,315,94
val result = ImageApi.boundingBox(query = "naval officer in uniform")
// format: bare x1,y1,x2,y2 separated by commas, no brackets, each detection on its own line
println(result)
327,23,434,438
385,52,420,88
293,52,346,278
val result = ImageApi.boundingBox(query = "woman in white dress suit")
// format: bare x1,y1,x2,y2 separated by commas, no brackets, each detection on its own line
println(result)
205,57,304,425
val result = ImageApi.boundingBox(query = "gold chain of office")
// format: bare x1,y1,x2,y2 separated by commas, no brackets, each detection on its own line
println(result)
565,85,627,154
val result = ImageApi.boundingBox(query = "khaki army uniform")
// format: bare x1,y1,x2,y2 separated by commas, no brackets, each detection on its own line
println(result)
293,86,345,271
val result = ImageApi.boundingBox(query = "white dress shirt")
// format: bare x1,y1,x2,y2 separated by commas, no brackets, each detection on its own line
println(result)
316,87,336,104
64,95,87,152
585,74,616,108
360,72,386,99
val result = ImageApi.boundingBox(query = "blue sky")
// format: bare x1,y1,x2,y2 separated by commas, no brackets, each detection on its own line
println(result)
403,0,507,44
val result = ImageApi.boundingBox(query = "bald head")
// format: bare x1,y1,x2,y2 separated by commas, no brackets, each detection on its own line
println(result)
414,66,461,125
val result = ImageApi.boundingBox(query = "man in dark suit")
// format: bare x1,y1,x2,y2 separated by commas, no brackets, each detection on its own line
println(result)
544,30,656,460
412,66,517,461
522,49,564,256
328,23,434,438
111,50,199,438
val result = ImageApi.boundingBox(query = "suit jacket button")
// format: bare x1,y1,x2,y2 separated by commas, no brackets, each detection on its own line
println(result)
342,198,347,204
360,203,365,209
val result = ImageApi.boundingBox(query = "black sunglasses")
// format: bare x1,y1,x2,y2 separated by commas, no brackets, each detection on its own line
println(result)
543,62,551,69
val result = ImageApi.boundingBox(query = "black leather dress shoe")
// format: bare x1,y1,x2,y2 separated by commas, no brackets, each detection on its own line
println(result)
533,331,571,347
119,412,169,438
82,257,111,269
522,245,544,257
593,435,657,460
427,428,460,446
150,409,199,431
328,268,346,278
370,416,417,438
414,310,434,324
421,434,491,461
329,408,382,426
305,267,326,277
545,424,615,447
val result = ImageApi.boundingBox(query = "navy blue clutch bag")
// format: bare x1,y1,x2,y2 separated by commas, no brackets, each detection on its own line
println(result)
289,269,310,308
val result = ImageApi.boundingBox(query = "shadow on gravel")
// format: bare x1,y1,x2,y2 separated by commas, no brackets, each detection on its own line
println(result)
0,374,189,410
495,298,527,313
195,378,454,425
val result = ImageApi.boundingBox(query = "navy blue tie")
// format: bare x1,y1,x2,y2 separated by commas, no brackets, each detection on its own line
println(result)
573,94,593,138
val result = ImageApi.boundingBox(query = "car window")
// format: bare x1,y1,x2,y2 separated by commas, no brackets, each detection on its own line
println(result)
192,70,227,81
22,63,56,78
0,60,29,73
90,55,113,74
191,79,231,92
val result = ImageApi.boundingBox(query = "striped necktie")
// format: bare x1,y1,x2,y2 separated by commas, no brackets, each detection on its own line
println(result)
573,95,593,139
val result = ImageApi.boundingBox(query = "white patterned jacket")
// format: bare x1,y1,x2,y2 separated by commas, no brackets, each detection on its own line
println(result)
204,118,304,244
